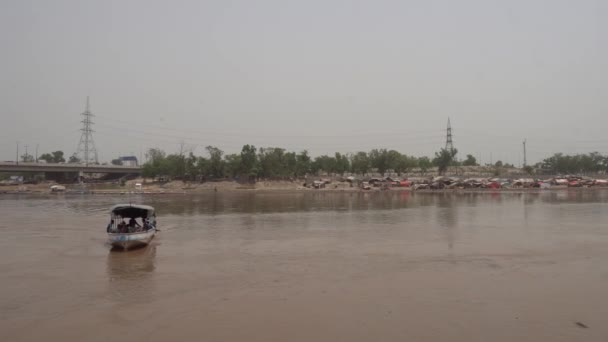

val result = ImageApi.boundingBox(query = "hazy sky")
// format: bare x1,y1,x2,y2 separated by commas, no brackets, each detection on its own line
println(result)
1,0,606,165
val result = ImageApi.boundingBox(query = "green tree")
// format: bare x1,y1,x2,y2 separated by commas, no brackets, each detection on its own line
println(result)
20,153,34,162
52,151,65,163
463,154,477,166
165,154,186,179
68,154,81,163
386,150,402,174
224,154,242,178
39,151,65,163
142,163,155,179
350,152,370,175
369,149,389,175
295,150,311,177
285,152,297,177
334,152,350,175
111,158,123,166
185,152,199,180
432,148,457,175
403,155,419,173
146,148,166,163
239,145,258,177
258,147,288,178
312,155,336,175
543,152,599,174
39,153,54,163
418,156,432,173
142,148,167,179
206,146,224,178
196,157,209,179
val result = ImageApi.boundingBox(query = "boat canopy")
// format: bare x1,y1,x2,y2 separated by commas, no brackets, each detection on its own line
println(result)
110,204,155,218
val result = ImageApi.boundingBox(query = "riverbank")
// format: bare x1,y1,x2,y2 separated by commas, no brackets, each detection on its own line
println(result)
1,179,606,195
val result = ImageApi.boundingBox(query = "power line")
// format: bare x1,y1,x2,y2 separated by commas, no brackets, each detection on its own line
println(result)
93,129,444,153
94,114,444,139
97,123,442,145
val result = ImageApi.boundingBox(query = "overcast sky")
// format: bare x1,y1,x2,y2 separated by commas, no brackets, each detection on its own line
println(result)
1,0,606,165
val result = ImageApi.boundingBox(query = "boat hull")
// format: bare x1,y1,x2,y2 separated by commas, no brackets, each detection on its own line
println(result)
108,228,156,250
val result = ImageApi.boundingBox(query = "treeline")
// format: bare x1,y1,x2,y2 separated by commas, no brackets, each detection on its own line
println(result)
141,145,469,180
27,150,83,164
537,152,608,174
27,148,608,178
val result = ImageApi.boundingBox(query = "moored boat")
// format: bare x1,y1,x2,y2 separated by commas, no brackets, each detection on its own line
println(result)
107,204,157,250
50,185,66,192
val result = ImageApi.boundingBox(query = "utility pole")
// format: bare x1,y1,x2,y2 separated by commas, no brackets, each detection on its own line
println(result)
518,152,521,168
24,145,29,162
16,141,19,165
523,139,527,168
35,144,39,163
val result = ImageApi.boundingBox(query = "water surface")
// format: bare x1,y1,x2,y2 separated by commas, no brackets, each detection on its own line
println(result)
2,191,608,341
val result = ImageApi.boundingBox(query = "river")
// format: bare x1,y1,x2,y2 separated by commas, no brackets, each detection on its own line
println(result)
2,190,608,341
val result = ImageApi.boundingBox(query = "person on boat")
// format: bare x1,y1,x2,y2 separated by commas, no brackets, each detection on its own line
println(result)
118,220,127,233
107,220,114,233
128,218,141,232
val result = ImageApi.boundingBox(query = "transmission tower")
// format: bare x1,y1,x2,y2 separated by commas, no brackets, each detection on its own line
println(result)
523,139,527,167
445,118,454,152
75,97,98,166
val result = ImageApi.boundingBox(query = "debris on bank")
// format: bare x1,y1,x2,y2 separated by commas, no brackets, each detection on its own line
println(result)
3,174,608,194
299,175,608,191
406,175,608,190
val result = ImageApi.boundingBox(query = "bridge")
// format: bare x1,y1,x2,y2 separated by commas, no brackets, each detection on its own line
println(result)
0,162,142,175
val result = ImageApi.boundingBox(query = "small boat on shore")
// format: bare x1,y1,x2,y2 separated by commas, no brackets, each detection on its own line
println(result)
107,204,157,250
50,185,66,193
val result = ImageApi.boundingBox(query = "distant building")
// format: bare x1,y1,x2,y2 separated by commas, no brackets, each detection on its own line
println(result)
119,156,138,166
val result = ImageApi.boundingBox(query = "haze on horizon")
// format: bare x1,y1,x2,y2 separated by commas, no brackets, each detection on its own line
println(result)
1,0,606,166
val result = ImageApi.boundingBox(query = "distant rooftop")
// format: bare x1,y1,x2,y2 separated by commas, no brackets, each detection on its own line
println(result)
120,156,138,161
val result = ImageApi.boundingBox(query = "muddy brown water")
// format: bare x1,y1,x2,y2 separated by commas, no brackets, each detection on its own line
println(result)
2,191,608,341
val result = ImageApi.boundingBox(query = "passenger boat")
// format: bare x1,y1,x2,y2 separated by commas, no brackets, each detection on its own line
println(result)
107,204,157,250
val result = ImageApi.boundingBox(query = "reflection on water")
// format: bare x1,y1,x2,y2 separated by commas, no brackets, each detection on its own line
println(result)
435,195,458,250
106,244,157,303
138,190,608,216
3,189,608,218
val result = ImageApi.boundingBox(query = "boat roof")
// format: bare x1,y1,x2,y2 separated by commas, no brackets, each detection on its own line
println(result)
110,204,155,213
